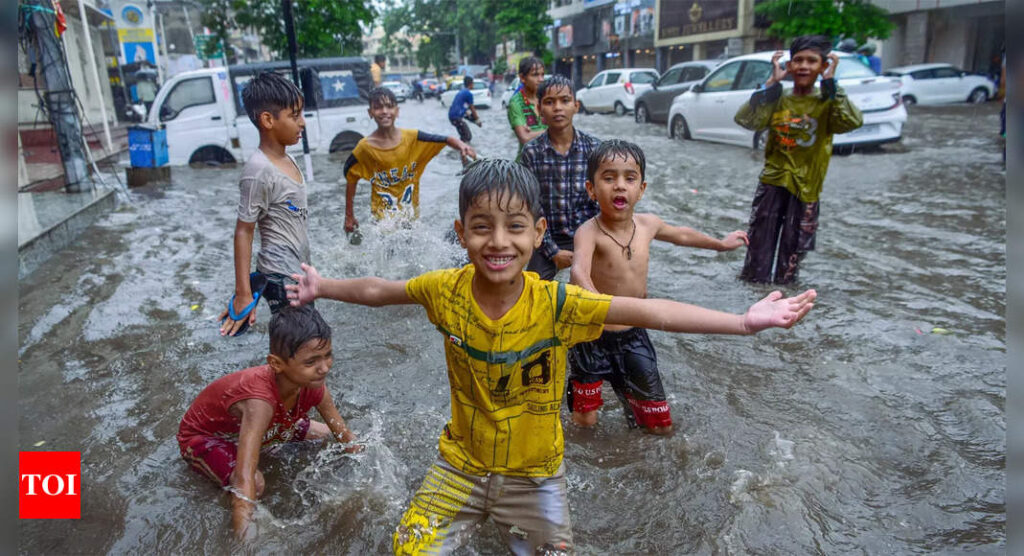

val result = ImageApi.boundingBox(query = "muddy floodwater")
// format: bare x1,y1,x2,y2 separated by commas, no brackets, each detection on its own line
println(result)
19,99,1004,553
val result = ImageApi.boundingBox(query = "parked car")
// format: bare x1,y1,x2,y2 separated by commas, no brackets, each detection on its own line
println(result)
440,79,493,109
883,63,995,105
499,74,552,108
421,78,442,98
666,50,906,150
380,80,409,102
148,57,374,165
575,68,660,115
634,60,719,124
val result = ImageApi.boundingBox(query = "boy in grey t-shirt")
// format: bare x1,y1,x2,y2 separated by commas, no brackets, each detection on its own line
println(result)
219,72,312,337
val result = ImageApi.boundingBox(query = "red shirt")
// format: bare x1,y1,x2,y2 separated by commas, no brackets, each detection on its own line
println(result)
177,365,325,448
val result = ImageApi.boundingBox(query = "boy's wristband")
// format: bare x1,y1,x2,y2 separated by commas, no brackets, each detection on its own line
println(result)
820,78,837,99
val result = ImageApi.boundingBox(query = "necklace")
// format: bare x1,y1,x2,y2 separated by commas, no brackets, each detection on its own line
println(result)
595,218,637,260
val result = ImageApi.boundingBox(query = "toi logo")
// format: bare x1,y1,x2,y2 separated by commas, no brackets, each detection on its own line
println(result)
19,452,81,519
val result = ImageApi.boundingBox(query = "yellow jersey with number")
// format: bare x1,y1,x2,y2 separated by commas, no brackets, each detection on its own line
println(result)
344,128,446,220
406,265,611,477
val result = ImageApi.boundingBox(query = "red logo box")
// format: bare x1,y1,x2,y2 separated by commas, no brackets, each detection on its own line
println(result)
19,451,81,519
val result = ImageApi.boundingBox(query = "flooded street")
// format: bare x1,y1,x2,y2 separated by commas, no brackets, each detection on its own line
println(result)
18,98,1005,553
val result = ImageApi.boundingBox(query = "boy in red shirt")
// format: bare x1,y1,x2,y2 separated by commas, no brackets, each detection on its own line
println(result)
178,305,358,539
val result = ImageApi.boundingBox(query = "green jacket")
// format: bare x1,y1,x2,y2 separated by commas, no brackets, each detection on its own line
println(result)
735,80,863,203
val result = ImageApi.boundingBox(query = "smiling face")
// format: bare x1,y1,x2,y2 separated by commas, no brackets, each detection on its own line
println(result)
788,48,827,89
454,192,546,287
270,338,333,391
539,84,578,131
586,153,647,221
263,101,305,146
368,97,399,129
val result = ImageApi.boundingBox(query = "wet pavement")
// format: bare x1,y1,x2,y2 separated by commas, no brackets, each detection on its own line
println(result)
18,98,1005,553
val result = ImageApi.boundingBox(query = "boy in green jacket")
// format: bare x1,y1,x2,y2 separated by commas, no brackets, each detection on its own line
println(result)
734,35,863,284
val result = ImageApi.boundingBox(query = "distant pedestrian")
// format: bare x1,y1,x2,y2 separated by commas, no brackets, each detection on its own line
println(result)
448,75,481,151
371,55,386,87
507,56,547,159
734,35,863,284
856,44,881,74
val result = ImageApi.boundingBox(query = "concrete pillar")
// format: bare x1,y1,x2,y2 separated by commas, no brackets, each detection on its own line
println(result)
692,42,704,60
625,48,634,67
597,53,606,72
573,55,584,91
655,46,665,73
903,11,929,65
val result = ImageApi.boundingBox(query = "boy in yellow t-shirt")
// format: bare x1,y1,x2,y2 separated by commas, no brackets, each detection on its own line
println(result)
343,87,476,233
286,159,816,555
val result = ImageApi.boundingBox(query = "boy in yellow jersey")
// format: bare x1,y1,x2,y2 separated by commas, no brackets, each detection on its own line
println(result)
286,159,816,555
343,87,476,233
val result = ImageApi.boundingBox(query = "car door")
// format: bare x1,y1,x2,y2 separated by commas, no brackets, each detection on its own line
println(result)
649,67,683,121
909,69,937,103
159,75,229,164
715,60,773,143
929,66,964,103
685,61,742,141
580,73,605,109
599,71,622,111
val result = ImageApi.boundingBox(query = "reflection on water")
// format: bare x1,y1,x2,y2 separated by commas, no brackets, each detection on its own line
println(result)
18,101,1004,553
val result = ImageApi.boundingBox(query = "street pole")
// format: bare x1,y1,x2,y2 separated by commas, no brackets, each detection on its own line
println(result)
77,0,112,151
147,0,164,83
28,0,91,192
282,0,313,182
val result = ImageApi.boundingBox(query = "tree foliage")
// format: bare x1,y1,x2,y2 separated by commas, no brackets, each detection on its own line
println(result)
200,0,375,60
379,0,550,74
754,0,895,45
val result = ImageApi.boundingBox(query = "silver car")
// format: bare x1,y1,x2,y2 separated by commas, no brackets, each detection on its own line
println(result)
634,60,719,124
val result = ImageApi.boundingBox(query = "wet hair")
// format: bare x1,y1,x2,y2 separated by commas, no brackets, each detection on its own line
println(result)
269,305,332,360
790,35,833,58
463,75,473,88
368,86,398,109
537,75,574,102
374,54,386,64
459,158,542,221
518,56,544,77
586,139,646,184
242,71,303,127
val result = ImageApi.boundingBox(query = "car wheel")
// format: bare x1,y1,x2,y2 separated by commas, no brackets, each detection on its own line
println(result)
670,115,690,140
968,88,989,104
614,101,627,116
901,95,916,106
635,103,649,123
753,130,768,151
188,145,236,166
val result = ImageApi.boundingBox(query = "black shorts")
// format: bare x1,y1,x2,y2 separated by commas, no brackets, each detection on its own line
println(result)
567,327,671,429
251,271,306,315
450,117,471,142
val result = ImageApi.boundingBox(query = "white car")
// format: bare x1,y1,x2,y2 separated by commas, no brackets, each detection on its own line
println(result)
380,80,408,102
576,68,660,116
667,51,907,150
499,74,553,108
440,79,492,109
883,63,995,105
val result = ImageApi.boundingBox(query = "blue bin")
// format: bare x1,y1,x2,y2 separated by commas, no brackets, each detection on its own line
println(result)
128,126,168,167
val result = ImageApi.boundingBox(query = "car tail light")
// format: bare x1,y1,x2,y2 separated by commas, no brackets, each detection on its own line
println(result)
624,82,635,95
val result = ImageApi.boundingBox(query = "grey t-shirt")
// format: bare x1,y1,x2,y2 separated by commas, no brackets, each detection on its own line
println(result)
236,149,310,278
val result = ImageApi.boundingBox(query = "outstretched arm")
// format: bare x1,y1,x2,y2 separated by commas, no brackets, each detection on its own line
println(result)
446,135,476,160
605,289,816,334
570,220,600,292
287,263,414,307
654,216,748,251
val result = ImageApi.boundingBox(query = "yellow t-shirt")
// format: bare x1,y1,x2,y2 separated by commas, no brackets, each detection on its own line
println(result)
406,265,612,477
344,129,447,220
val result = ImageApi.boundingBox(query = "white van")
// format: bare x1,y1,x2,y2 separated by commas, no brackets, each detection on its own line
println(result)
148,57,375,165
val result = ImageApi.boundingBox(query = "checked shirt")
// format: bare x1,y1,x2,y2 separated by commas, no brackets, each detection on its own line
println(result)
519,129,602,259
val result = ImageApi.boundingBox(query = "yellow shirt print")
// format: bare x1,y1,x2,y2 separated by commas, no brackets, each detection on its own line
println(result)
345,128,446,220
406,265,612,477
